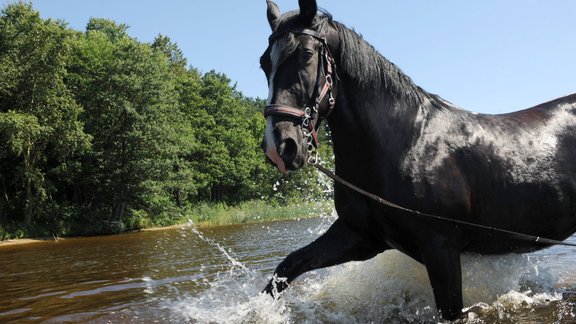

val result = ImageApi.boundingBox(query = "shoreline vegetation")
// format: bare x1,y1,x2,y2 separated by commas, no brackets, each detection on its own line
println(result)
187,200,332,228
0,2,336,242
0,200,333,247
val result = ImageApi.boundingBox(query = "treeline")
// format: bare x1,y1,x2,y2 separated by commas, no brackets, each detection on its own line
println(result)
0,3,332,239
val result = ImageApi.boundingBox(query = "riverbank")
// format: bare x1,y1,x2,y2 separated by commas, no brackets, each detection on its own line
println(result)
186,200,332,227
0,200,332,247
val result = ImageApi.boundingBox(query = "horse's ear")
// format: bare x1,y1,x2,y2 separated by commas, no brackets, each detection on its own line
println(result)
266,1,281,30
298,0,317,24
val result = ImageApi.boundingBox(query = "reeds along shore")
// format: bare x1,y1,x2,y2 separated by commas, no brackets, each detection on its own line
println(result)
0,201,333,246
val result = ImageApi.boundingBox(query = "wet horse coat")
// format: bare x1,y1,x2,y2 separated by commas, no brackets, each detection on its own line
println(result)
260,0,576,319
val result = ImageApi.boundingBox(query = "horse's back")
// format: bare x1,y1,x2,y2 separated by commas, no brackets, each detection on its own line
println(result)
402,93,576,253
466,93,576,252
491,93,576,184
403,93,576,189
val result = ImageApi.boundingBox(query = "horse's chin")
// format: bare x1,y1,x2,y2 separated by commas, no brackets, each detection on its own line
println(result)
286,158,305,172
265,153,306,174
268,157,306,174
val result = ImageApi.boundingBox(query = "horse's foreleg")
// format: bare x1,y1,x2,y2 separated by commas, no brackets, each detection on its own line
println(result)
421,235,463,321
263,218,385,297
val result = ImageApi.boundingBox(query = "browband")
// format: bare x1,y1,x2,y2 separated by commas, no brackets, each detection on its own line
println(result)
268,22,328,44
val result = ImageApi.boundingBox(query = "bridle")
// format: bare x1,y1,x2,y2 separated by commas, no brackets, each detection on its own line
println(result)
263,23,337,165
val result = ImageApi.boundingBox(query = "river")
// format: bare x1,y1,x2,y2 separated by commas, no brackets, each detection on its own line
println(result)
0,214,575,323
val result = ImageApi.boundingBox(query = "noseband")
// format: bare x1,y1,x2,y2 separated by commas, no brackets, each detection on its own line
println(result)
263,25,337,165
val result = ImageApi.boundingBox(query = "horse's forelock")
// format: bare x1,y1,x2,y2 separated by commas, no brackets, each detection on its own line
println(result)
268,10,331,72
273,9,332,35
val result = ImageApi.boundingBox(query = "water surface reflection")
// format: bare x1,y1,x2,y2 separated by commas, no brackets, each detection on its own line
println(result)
0,216,574,323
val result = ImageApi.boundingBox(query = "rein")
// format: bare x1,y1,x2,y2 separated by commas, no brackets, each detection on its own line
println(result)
314,163,576,248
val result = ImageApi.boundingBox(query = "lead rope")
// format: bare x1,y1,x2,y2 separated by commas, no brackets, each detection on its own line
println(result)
313,163,576,248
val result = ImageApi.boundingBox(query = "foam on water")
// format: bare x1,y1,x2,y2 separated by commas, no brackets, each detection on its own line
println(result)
163,250,574,323
164,218,575,323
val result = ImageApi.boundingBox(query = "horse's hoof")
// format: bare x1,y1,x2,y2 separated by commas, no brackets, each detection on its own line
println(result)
262,282,276,298
262,278,289,299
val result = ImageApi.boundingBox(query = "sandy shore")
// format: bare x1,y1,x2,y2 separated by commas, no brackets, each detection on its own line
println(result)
0,223,192,249
140,223,191,232
0,237,63,248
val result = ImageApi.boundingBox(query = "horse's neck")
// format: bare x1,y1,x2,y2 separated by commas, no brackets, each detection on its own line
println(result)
328,84,427,177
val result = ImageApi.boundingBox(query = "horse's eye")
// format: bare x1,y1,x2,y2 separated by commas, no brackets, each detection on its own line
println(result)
303,50,314,63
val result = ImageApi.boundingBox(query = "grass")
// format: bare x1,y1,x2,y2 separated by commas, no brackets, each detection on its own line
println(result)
0,200,334,244
184,200,333,227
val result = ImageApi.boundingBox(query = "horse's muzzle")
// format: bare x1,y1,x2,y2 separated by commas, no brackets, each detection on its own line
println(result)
262,120,305,173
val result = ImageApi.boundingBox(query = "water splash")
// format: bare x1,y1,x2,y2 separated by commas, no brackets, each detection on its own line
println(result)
187,220,248,273
161,244,575,323
158,220,297,323
151,218,576,323
168,270,291,323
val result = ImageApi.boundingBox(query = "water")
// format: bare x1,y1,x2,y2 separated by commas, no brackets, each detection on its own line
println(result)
0,214,575,323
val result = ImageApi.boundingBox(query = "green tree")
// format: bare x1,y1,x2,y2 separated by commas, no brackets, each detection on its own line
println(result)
151,34,187,71
0,3,333,239
86,17,129,41
67,18,199,231
191,71,261,202
0,111,49,224
0,3,89,232
151,35,206,210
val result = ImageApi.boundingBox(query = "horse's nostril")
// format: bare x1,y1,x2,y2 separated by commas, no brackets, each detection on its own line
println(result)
278,138,298,162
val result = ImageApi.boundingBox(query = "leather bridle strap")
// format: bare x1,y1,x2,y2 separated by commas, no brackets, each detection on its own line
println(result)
264,104,306,119
264,24,336,150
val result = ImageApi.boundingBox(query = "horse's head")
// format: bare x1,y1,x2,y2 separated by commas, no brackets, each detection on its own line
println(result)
261,0,338,173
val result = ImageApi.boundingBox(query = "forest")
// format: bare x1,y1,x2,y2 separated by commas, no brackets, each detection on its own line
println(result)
0,3,332,239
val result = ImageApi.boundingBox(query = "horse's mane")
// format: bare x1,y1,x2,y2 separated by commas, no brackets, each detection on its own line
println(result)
332,21,425,104
273,10,428,105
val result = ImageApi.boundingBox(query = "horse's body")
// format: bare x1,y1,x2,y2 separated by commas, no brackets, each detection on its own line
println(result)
260,0,576,319
397,94,576,255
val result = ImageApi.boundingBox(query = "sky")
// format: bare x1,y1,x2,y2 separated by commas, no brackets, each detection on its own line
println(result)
2,0,576,114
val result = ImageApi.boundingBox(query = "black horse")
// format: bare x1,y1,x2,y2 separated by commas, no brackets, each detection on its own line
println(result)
260,0,576,320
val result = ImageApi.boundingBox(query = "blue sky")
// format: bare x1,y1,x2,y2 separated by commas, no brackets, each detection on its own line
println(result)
2,0,575,114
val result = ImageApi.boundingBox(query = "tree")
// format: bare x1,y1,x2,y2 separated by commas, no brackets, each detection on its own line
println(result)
151,34,187,70
86,17,129,41
0,3,333,238
0,111,49,224
67,18,200,230
191,71,260,201
0,3,89,231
